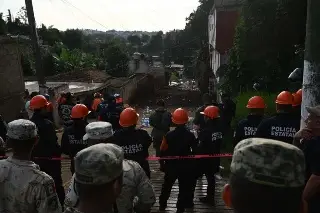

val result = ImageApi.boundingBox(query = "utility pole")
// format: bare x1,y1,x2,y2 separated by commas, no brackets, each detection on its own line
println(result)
25,0,46,94
301,0,320,127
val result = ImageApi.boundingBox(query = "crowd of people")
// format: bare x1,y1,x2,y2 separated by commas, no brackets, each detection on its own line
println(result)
0,87,319,213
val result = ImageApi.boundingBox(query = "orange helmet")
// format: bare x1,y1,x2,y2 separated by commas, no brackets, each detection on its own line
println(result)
172,108,188,125
30,95,49,110
71,104,90,119
275,91,293,105
292,92,302,107
119,108,139,127
296,89,302,97
200,106,219,119
246,96,266,109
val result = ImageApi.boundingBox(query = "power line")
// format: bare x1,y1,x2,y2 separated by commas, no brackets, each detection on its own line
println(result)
59,0,122,37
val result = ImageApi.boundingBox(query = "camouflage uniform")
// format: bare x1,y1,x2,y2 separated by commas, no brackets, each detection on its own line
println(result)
64,143,124,213
0,119,62,213
64,122,156,213
231,138,305,187
65,160,156,213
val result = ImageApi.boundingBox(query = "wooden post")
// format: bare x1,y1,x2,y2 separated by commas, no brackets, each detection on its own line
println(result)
25,0,46,94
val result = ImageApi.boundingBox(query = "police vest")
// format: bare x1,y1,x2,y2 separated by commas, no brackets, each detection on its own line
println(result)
67,135,87,145
270,126,297,138
244,126,258,136
121,144,143,155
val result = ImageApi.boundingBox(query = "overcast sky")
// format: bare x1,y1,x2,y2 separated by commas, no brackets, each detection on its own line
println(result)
0,0,200,32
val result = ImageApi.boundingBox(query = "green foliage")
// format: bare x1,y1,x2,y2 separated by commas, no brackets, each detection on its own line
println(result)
170,72,179,82
63,29,83,50
105,43,129,77
0,13,7,35
144,31,164,55
127,35,141,46
38,24,63,46
21,54,34,76
222,0,307,94
141,34,150,43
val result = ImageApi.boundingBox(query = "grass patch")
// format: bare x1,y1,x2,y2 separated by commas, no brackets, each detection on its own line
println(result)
220,91,277,177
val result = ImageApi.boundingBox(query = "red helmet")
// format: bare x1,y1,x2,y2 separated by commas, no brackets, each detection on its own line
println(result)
71,104,90,119
246,96,266,109
275,91,293,105
30,95,49,110
119,108,139,127
200,106,220,119
172,108,188,125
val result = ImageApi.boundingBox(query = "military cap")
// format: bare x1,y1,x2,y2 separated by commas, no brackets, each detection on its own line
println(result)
231,138,305,187
74,143,124,185
83,122,113,141
7,119,38,140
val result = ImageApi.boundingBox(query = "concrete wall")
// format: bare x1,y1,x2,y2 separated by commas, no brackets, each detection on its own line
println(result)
0,36,25,121
128,60,150,74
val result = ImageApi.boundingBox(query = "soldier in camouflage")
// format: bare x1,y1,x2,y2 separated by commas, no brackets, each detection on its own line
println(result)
64,143,124,213
0,119,62,213
65,122,156,213
222,138,306,213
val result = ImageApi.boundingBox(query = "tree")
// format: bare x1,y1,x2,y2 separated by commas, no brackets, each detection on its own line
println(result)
127,35,141,46
141,34,150,43
16,7,28,24
38,24,63,46
0,13,6,35
105,44,129,77
222,0,307,93
145,31,164,55
63,29,83,50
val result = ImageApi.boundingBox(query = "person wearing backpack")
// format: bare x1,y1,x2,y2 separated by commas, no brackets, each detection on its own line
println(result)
149,100,172,158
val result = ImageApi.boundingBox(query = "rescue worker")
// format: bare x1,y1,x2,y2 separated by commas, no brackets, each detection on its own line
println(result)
58,92,75,129
234,96,266,146
149,99,172,158
255,91,300,144
159,108,198,213
292,89,302,119
44,94,54,123
92,92,103,116
0,119,62,213
30,95,65,207
57,92,66,105
63,143,124,213
115,93,124,109
99,95,123,131
222,138,306,213
293,105,320,213
61,104,90,174
220,93,236,134
113,108,152,178
196,106,223,205
193,93,219,131
65,121,156,213
25,91,39,119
